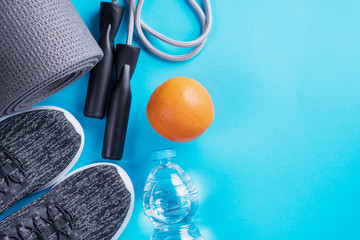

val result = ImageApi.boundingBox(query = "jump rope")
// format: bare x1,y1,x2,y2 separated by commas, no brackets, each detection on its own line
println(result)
84,0,213,160
124,0,213,61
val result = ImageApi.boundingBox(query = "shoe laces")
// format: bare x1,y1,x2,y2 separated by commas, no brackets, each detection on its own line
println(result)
0,147,27,200
0,203,78,240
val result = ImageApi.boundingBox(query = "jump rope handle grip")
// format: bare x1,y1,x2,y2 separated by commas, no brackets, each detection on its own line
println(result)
84,2,124,119
102,44,140,160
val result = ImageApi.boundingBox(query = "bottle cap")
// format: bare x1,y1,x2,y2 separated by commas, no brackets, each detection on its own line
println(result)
151,149,176,161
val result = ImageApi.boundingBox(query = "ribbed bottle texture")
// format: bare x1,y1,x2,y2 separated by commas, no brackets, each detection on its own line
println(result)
143,149,203,240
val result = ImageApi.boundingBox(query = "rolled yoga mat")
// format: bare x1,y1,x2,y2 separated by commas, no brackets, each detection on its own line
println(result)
0,0,103,117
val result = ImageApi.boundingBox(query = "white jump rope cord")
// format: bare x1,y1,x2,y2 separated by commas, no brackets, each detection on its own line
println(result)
113,0,213,62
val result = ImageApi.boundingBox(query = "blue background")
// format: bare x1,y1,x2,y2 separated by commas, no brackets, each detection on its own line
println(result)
2,0,360,239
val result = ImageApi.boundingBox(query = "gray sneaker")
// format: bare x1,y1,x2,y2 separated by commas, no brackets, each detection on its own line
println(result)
0,106,84,215
0,163,134,240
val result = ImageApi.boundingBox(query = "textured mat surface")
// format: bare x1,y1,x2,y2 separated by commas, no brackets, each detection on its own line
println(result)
0,0,103,117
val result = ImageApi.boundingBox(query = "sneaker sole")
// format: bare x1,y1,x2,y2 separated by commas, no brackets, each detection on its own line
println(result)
54,163,135,240
0,106,85,193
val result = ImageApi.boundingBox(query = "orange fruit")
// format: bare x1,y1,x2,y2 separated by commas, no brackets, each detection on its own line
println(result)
147,77,214,142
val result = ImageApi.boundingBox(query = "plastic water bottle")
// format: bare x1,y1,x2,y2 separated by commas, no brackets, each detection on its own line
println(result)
143,149,203,240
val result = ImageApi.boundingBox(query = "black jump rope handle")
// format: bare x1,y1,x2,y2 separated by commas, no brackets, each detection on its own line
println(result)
84,2,124,119
102,44,140,160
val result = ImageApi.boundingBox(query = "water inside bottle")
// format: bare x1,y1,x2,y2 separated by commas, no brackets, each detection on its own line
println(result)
150,174,191,223
143,149,203,239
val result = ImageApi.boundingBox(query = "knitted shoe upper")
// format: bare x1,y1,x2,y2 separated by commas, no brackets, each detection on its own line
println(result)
0,109,82,214
0,164,132,240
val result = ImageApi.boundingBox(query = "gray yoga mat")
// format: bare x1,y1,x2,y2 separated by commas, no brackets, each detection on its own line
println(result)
0,0,103,117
